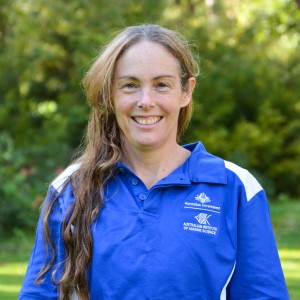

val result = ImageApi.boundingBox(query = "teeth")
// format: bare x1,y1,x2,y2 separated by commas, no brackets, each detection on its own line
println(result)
134,117,161,125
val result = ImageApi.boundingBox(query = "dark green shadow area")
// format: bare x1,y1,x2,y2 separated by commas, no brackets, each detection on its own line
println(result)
0,274,23,300
0,274,25,286
0,291,20,300
286,278,300,300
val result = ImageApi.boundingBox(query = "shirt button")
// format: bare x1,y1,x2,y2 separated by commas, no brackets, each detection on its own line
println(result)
131,178,139,186
139,193,146,201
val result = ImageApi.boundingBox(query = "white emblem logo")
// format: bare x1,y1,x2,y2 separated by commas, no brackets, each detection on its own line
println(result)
195,192,211,204
195,213,211,225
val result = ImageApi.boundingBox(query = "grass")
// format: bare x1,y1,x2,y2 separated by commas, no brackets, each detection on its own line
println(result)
0,262,28,299
269,199,300,299
0,230,34,300
0,201,299,300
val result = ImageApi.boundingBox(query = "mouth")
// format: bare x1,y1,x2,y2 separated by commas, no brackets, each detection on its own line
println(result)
132,116,162,125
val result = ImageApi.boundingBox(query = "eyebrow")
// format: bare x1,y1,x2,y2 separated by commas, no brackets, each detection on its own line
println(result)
116,75,176,80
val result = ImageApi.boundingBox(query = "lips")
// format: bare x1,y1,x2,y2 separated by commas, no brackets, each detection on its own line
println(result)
132,116,162,125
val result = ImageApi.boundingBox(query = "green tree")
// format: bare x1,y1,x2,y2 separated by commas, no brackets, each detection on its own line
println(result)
1,0,300,235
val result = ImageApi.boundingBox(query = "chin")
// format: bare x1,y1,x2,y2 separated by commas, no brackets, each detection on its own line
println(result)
133,138,163,149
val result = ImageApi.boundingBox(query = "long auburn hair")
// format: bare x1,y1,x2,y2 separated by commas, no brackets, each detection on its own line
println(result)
36,24,199,299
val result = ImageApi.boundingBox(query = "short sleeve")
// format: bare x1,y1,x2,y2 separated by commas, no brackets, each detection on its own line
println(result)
19,186,66,300
227,190,290,299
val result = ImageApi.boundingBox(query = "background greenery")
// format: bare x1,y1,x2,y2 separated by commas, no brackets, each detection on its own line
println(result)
1,0,300,235
0,0,299,297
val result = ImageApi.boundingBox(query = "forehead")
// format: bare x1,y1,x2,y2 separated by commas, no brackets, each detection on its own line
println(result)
115,41,180,77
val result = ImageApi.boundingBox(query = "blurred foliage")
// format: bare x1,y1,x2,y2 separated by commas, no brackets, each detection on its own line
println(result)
0,0,300,235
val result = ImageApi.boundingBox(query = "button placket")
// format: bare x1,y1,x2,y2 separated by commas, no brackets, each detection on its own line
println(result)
138,193,146,201
131,178,139,186
128,176,148,206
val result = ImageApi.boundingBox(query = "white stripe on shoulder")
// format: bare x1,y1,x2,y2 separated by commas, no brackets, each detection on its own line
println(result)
51,163,81,192
224,161,262,201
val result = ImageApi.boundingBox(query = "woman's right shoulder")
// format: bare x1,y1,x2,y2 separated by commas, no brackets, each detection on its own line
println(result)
44,163,81,216
51,163,81,193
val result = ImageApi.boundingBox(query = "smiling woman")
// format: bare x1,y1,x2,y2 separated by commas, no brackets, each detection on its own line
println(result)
113,41,195,183
19,24,289,300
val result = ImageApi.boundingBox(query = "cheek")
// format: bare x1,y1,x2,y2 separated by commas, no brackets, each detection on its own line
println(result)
113,97,125,117
114,93,133,110
114,109,125,127
168,94,187,111
113,101,132,129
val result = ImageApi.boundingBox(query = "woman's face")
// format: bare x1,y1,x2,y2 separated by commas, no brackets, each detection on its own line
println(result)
113,41,195,152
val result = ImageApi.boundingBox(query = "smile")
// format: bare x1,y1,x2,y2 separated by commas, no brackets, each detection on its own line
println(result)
133,116,162,125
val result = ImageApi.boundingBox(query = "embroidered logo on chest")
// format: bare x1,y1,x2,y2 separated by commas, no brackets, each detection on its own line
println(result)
182,192,221,236
195,213,211,225
194,193,211,203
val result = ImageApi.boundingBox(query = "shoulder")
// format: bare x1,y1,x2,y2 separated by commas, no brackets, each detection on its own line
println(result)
224,160,263,202
185,141,264,202
51,163,81,193
43,163,81,217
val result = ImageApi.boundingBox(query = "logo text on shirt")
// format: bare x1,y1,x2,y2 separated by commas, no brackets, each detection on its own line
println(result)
183,221,218,235
182,192,220,236
184,192,221,214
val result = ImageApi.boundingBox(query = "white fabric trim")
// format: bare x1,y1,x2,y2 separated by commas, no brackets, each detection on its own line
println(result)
51,163,81,192
220,262,236,300
225,161,262,201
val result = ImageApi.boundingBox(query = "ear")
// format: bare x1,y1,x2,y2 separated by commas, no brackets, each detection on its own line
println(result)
181,77,196,107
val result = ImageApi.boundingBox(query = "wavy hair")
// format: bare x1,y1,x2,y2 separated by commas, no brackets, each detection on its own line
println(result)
36,24,199,299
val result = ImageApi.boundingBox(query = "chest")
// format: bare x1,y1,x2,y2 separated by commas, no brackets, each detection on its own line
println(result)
89,180,237,296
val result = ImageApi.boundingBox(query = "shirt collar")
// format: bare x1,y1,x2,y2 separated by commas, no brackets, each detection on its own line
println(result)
117,141,227,186
184,142,227,184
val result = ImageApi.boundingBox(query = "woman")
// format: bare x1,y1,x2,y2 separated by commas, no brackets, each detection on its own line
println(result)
19,24,289,300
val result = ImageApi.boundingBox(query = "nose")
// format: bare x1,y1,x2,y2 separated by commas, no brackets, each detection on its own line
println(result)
137,89,154,109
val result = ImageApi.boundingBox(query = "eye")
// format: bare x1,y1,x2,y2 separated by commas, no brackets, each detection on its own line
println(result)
121,82,138,89
156,82,170,89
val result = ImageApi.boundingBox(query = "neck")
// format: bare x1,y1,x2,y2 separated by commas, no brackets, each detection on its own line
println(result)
122,142,190,189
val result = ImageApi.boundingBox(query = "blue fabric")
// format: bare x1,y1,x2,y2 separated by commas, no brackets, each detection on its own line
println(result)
19,142,289,299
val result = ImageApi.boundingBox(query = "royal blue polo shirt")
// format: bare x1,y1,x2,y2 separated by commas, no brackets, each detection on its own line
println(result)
19,142,289,300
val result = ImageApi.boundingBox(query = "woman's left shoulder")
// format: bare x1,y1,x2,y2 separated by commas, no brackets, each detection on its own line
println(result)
224,160,263,202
